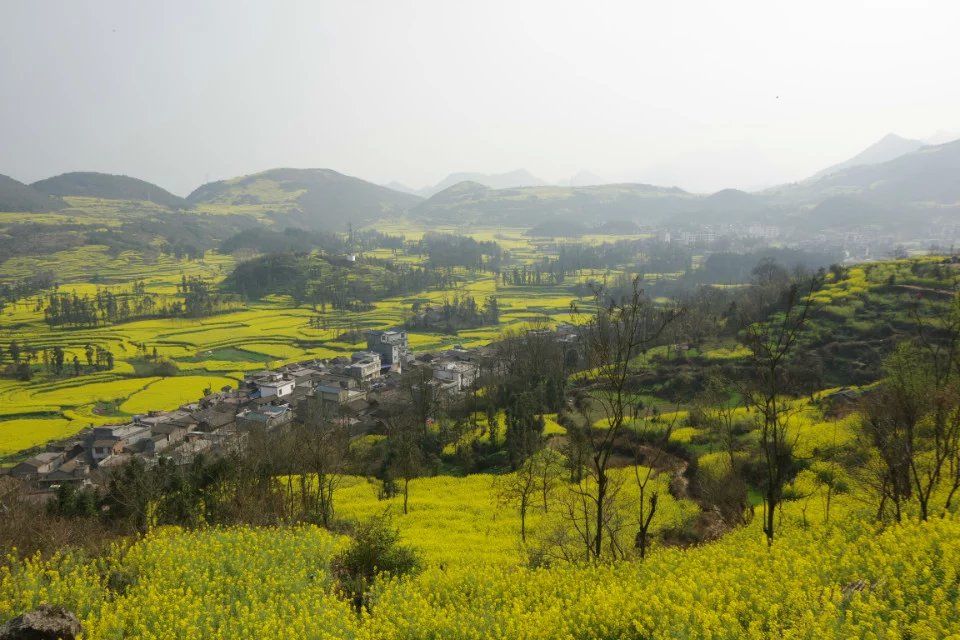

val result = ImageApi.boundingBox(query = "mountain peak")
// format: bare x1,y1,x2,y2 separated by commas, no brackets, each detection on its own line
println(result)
812,133,924,179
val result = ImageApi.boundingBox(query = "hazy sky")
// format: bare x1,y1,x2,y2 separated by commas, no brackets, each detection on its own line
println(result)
2,0,959,195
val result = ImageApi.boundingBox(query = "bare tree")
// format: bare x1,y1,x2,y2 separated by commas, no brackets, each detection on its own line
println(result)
383,411,426,515
292,396,351,527
906,295,960,519
495,456,538,543
859,341,960,521
694,373,752,526
401,364,444,437
495,448,565,544
738,271,821,545
571,275,680,560
809,461,849,525
535,447,566,511
630,407,682,559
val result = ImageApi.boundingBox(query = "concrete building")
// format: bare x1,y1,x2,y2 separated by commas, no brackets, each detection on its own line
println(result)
257,375,296,399
35,458,90,488
88,424,152,464
9,452,65,479
237,404,293,430
315,375,367,406
365,329,410,370
91,439,124,463
349,351,382,382
432,361,478,392
134,410,197,431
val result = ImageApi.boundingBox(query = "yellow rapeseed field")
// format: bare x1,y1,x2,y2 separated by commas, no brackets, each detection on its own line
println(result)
2,510,958,638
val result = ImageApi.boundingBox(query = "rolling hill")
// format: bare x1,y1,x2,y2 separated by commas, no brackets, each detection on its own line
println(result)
187,168,422,230
32,172,187,209
0,174,67,212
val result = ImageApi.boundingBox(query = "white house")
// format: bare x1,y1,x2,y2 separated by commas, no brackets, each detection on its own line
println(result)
432,361,478,392
259,377,295,399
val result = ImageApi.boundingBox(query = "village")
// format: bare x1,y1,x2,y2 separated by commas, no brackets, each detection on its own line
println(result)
3,328,506,495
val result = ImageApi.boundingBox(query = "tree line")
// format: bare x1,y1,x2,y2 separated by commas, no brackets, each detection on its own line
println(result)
0,340,114,381
42,277,241,327
404,295,500,332
412,232,504,272
224,252,452,309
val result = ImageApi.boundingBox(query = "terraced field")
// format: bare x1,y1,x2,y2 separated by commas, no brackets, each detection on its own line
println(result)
0,224,594,459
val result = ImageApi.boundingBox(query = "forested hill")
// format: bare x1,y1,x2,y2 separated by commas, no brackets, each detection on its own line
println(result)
32,172,187,209
0,173,67,212
187,168,422,230
222,252,445,307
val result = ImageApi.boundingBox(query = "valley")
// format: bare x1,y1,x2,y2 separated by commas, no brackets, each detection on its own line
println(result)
2,134,960,640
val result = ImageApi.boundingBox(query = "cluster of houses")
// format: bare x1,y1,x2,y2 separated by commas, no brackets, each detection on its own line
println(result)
5,329,487,495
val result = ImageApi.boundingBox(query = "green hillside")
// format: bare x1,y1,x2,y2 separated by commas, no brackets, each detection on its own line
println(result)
32,172,187,209
187,168,422,230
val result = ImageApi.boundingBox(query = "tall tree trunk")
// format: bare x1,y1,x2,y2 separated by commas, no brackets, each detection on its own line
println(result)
594,467,606,559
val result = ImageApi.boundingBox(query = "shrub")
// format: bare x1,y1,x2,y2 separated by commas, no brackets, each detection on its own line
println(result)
330,516,420,613
153,359,180,377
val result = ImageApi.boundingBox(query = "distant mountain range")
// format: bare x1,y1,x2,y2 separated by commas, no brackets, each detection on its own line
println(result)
410,180,696,226
1,132,957,234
